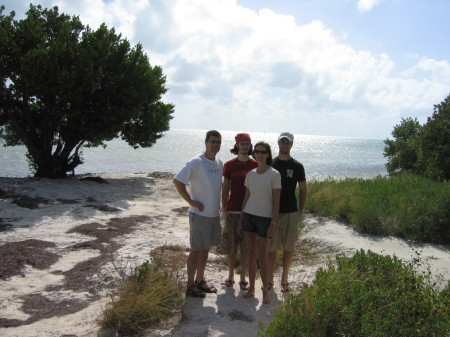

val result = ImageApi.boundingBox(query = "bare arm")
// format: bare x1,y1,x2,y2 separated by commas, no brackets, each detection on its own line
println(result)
173,178,204,212
221,177,231,219
298,180,307,214
237,187,250,236
267,188,281,238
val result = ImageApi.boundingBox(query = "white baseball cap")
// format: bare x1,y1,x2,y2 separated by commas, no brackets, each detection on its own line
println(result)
278,132,294,142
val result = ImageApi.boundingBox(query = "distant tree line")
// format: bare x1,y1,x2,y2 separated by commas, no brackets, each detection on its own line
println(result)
0,5,174,178
384,93,450,181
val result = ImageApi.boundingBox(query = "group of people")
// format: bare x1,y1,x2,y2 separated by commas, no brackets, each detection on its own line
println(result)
173,130,307,304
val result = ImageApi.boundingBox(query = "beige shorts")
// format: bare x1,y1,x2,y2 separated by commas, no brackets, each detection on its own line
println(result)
189,212,221,250
220,213,247,256
269,212,301,252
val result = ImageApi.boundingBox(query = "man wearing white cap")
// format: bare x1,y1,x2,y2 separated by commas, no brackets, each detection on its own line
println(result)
268,132,307,292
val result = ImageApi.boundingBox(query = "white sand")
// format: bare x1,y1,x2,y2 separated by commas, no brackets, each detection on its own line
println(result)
0,174,449,337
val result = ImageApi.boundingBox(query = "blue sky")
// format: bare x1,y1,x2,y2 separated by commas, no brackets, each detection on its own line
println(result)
2,0,450,139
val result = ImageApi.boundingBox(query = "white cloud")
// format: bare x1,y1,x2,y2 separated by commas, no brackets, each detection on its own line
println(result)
357,0,382,12
404,57,450,82
2,0,449,138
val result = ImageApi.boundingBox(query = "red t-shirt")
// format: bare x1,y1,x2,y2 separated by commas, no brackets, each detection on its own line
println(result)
223,158,258,211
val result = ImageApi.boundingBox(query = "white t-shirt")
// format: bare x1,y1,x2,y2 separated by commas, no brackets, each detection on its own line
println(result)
243,167,281,218
174,154,223,217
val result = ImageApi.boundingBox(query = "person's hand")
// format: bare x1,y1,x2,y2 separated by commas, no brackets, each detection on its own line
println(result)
222,209,231,220
267,223,275,239
190,200,204,212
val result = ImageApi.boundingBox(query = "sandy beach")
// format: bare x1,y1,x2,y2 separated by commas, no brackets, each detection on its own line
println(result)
1,173,449,337
0,173,290,337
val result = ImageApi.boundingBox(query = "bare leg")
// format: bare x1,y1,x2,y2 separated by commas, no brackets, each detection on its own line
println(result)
243,232,257,297
256,236,271,304
194,249,209,283
187,250,200,287
227,254,236,281
240,248,248,284
268,250,277,285
281,250,294,286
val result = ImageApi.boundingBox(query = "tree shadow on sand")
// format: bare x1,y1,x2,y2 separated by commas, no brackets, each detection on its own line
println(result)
0,173,172,231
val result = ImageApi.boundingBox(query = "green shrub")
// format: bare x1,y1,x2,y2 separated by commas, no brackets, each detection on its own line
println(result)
259,250,450,337
305,173,450,244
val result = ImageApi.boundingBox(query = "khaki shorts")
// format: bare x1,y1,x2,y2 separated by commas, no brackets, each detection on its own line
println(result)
220,213,247,256
269,212,301,252
189,212,221,251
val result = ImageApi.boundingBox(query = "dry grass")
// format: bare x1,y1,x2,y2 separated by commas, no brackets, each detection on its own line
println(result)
99,245,186,335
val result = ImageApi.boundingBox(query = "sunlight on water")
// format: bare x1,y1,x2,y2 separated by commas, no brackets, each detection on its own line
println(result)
0,129,387,180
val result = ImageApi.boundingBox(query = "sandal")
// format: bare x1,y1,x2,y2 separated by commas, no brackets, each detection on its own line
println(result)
239,281,249,290
186,284,206,298
281,283,291,293
221,279,235,287
195,279,217,293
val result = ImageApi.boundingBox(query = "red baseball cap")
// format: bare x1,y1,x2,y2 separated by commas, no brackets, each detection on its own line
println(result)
235,133,251,143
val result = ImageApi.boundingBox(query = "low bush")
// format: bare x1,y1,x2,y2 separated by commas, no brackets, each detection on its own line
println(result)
259,250,450,337
305,173,450,244
99,247,185,335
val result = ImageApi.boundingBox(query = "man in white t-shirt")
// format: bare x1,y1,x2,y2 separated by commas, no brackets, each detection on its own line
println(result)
173,130,223,298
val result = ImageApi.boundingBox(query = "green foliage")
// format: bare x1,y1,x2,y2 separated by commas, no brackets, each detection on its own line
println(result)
0,5,174,178
100,256,184,335
419,94,450,181
137,260,151,283
384,93,450,181
305,173,450,244
259,250,450,337
384,117,422,175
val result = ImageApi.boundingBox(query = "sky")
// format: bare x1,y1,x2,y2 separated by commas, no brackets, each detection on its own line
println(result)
2,0,450,139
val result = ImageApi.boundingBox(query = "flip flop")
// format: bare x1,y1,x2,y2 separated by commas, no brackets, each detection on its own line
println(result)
221,279,235,287
196,279,217,293
239,281,249,290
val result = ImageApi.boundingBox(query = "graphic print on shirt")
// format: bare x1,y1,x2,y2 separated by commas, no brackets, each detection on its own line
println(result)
286,169,294,178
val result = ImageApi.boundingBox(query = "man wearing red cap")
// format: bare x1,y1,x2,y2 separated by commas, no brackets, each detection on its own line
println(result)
221,132,257,290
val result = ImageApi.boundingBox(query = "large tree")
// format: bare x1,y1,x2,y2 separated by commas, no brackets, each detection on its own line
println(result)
0,5,174,178
384,93,450,181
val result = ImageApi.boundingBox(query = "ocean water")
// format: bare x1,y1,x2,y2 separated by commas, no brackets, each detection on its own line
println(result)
0,129,388,180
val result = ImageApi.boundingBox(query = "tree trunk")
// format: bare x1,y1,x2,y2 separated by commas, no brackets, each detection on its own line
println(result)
33,141,83,179
34,157,68,178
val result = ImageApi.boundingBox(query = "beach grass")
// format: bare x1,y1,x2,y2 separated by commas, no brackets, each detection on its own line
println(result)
99,246,185,335
305,172,450,244
259,249,450,337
